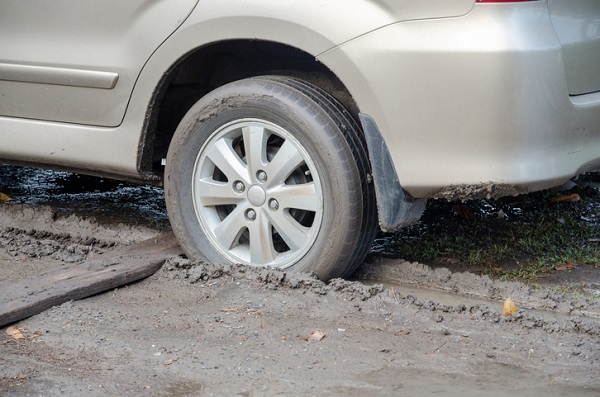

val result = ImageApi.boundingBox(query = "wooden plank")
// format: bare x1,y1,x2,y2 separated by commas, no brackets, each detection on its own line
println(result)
0,232,182,327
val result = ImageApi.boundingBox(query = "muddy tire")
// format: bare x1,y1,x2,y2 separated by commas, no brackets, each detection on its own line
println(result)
165,76,377,280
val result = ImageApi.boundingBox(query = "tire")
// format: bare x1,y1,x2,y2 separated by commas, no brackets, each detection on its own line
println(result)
165,76,377,280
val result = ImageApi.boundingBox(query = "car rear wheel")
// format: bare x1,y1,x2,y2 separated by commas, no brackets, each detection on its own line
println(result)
165,76,377,280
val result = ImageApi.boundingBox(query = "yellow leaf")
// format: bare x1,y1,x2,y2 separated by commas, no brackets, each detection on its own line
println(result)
305,330,326,342
0,192,12,203
6,326,26,340
555,262,574,271
549,193,580,203
503,297,518,317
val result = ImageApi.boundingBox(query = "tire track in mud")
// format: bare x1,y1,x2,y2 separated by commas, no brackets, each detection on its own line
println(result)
357,258,600,319
162,257,600,337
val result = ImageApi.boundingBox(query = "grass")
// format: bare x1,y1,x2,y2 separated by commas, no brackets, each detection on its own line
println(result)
374,176,600,282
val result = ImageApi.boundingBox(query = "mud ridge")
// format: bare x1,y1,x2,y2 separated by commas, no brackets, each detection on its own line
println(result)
162,257,600,337
0,204,160,244
0,227,114,263
357,257,600,318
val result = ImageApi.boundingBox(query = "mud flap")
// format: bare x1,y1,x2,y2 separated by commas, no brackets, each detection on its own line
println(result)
359,113,426,232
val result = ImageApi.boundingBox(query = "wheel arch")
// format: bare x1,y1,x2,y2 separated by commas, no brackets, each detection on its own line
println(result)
137,39,361,181
136,37,425,231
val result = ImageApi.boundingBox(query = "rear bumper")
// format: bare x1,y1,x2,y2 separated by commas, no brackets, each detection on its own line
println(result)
320,1,600,200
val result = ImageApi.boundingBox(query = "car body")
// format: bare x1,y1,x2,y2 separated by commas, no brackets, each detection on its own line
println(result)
1,0,599,279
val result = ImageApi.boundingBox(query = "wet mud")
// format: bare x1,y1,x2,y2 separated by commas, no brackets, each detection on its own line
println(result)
1,249,599,396
1,166,599,395
0,164,169,229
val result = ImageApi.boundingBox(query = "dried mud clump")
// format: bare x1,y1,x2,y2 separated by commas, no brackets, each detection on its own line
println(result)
161,257,383,300
0,227,113,263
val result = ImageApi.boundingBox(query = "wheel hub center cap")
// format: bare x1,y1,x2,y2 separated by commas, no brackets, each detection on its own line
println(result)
247,185,266,206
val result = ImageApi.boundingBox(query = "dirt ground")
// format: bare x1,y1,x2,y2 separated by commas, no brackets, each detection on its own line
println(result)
1,202,599,396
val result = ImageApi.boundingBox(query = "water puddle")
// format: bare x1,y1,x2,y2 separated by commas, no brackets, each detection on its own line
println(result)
0,164,169,230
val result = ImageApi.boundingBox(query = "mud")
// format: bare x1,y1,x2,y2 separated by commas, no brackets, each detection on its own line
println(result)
430,182,532,201
357,258,600,320
0,164,170,229
0,204,161,246
1,201,599,396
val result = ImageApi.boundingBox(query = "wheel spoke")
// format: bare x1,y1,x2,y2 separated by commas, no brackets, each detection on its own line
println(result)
195,178,244,207
264,140,305,186
205,138,249,183
270,182,319,212
212,206,247,250
248,210,276,264
267,210,311,251
242,125,268,176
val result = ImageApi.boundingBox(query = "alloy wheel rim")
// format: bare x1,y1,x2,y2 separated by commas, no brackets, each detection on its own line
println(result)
191,118,323,268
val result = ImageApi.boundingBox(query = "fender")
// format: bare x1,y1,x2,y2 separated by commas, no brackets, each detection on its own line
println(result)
129,0,475,137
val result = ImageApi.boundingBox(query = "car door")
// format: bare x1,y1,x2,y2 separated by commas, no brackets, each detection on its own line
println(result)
0,0,198,127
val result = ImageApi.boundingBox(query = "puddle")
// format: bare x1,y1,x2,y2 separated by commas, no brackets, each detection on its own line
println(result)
360,278,503,310
0,164,169,230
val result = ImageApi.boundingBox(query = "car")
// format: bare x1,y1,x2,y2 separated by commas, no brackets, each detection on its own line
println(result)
1,0,599,280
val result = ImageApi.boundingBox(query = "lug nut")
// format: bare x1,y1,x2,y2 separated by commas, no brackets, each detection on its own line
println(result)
246,209,256,221
269,199,279,211
234,181,245,193
257,170,268,182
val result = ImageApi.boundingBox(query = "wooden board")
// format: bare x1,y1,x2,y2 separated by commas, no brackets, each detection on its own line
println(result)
0,232,182,328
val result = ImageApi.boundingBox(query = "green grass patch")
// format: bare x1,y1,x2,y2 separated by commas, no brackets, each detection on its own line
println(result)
374,179,600,282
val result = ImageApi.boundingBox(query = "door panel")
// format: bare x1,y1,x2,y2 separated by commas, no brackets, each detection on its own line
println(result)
0,0,197,126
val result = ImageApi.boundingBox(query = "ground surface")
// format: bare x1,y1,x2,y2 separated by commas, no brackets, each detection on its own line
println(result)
0,166,599,396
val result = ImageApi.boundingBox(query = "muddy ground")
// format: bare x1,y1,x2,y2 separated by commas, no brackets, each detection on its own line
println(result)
1,168,599,396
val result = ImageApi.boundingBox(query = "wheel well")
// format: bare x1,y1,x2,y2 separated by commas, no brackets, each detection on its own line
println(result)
139,40,360,181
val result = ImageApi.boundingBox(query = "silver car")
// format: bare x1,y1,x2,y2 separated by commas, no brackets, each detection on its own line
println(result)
1,0,599,279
